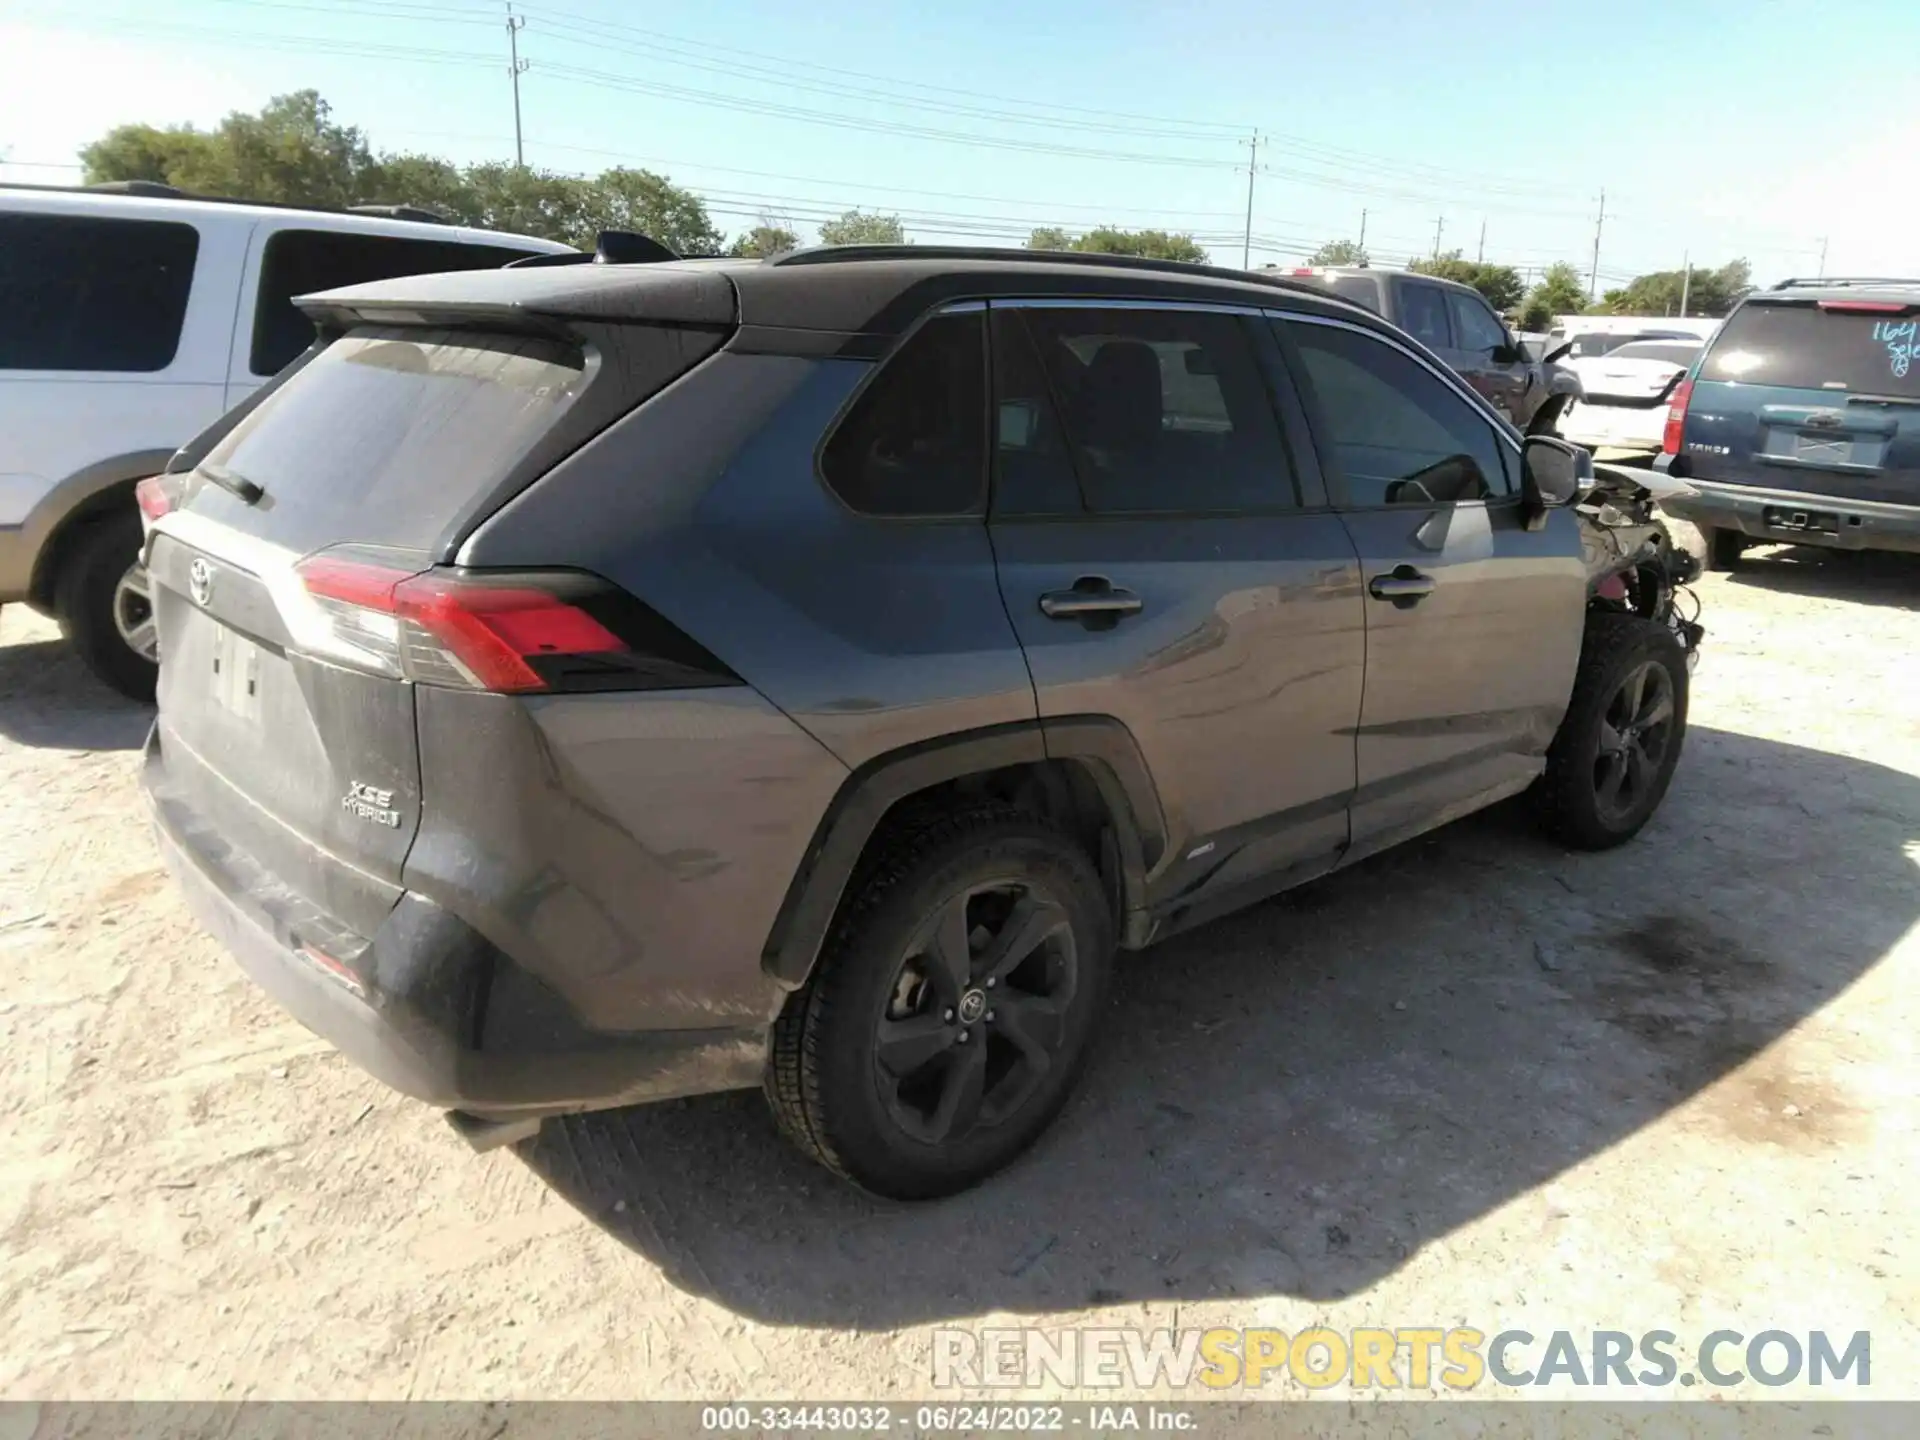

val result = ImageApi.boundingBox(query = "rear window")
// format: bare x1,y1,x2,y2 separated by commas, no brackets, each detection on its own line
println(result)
0,213,199,372
1326,275,1382,312
250,229,539,377
1568,332,1628,358
1701,302,1920,395
1608,341,1700,366
198,327,586,551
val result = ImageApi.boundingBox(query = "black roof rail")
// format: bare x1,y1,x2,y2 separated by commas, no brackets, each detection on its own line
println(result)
770,242,1318,294
85,179,185,199
347,203,449,225
1770,275,1920,291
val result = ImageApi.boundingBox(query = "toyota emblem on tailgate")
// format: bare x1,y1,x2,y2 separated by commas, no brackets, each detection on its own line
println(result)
188,557,214,607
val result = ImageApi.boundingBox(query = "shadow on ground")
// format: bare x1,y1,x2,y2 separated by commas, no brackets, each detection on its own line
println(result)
1726,544,1920,612
520,724,1919,1327
0,636,151,750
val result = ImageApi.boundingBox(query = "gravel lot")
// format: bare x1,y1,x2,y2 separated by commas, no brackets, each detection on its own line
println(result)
2,530,1916,1403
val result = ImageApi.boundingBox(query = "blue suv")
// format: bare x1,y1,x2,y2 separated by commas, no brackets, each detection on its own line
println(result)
1659,277,1920,568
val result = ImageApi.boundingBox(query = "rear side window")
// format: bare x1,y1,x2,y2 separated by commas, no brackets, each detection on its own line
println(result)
198,327,587,551
1701,303,1920,395
1397,281,1454,350
0,213,199,372
250,229,538,377
1019,306,1297,514
820,312,986,517
1285,320,1513,506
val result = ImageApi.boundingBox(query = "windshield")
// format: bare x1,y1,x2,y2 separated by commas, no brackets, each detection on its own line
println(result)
1701,303,1920,395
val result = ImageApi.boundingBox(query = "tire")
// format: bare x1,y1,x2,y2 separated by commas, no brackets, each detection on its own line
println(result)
1536,612,1689,851
54,508,157,702
765,806,1114,1199
1703,526,1745,572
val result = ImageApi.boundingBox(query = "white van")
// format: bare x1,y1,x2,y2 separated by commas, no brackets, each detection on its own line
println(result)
0,183,571,697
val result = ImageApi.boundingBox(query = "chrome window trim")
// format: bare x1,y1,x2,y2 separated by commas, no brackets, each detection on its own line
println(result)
1272,309,1524,457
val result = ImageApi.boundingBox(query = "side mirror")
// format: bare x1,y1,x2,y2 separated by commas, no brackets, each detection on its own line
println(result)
1491,342,1524,365
1521,435,1592,531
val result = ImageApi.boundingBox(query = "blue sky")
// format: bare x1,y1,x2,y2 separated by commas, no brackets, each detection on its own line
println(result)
3,0,1914,287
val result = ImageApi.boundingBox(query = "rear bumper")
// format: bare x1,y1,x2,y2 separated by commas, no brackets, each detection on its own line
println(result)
1657,478,1920,555
143,727,767,1122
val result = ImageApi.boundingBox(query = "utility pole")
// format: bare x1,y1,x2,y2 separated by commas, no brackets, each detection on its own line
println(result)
1588,188,1606,302
506,4,529,168
1431,214,1444,259
1477,218,1486,263
1679,251,1692,317
1240,130,1259,269
1818,236,1829,277
1358,207,1367,253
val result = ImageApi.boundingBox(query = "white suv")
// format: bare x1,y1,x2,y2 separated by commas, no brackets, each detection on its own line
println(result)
0,183,571,697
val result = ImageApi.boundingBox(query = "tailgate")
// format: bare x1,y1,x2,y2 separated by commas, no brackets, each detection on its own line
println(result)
147,525,421,935
1686,300,1920,504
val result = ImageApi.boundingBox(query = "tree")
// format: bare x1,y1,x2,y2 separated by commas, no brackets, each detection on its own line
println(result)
581,167,724,255
1069,227,1208,263
1597,258,1752,318
79,92,730,253
1524,261,1591,324
729,223,800,258
819,209,905,245
83,91,376,209
1408,250,1524,311
1026,226,1073,250
1307,238,1369,267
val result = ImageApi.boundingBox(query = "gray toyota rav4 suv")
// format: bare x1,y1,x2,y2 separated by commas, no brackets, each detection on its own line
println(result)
141,244,1703,1198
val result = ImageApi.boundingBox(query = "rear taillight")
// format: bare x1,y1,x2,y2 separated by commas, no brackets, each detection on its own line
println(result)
290,554,738,695
1817,299,1911,313
135,474,180,525
1661,377,1693,456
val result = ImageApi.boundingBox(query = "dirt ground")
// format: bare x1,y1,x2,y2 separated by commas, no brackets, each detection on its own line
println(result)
2,528,1916,1404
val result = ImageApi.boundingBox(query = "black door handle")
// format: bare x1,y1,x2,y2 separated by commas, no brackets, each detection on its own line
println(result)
1368,565,1436,605
1039,577,1143,622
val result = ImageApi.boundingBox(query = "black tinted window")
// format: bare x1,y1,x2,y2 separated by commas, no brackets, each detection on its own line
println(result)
1398,281,1454,350
990,310,1081,516
1701,303,1920,395
1609,341,1700,366
1020,307,1296,513
0,214,198,372
251,229,536,376
821,312,986,516
1448,291,1508,353
1285,321,1513,506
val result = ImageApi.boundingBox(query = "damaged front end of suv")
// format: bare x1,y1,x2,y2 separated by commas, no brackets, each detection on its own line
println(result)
1578,461,1706,666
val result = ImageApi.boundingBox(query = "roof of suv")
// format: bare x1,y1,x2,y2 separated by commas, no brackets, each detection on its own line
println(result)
1752,276,1920,308
1286,264,1483,297
302,244,1376,350
0,182,574,255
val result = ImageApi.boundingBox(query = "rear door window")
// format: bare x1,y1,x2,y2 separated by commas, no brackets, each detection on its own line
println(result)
1396,281,1455,351
0,213,199,372
196,326,588,551
1019,305,1298,514
1701,302,1920,395
249,229,539,377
